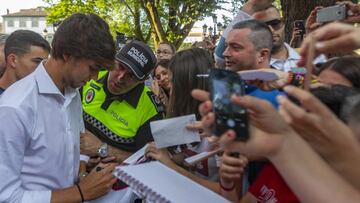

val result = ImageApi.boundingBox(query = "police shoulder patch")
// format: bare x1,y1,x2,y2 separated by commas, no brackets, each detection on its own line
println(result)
90,82,101,90
85,89,95,103
147,91,164,113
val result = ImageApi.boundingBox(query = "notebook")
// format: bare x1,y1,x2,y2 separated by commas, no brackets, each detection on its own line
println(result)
114,161,231,203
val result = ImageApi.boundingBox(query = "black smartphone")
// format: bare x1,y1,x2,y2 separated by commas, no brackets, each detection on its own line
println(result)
294,20,305,37
209,69,249,141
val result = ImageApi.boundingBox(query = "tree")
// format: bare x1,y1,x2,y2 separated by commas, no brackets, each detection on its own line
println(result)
279,0,358,42
44,0,242,49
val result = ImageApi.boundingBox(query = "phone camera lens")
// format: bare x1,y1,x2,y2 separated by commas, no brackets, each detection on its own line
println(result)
227,119,236,127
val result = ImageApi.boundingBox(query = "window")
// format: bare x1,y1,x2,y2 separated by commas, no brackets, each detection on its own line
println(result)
31,18,39,27
19,18,26,27
7,19,14,27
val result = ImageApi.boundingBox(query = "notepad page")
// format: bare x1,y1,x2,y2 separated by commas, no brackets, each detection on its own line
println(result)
150,114,200,148
115,161,230,203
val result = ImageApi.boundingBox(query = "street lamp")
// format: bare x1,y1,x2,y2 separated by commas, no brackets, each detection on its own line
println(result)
42,28,48,39
212,14,217,36
202,24,208,38
217,22,223,35
208,26,213,37
52,21,61,32
116,32,127,51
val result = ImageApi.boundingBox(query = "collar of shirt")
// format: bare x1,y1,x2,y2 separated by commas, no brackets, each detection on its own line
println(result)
284,43,300,60
270,43,300,72
35,61,79,104
270,43,300,63
98,72,144,108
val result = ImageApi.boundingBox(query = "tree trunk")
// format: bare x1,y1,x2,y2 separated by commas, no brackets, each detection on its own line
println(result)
280,0,357,43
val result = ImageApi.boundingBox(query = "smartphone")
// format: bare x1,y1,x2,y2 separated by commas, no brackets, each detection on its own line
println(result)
316,4,346,23
294,20,305,37
209,69,249,141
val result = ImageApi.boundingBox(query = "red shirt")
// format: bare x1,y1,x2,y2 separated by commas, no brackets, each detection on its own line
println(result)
248,163,300,203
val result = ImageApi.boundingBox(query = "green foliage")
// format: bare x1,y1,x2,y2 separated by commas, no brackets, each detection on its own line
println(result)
178,42,193,51
43,0,242,49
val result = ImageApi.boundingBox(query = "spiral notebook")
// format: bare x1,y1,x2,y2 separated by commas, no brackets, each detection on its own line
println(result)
114,161,230,203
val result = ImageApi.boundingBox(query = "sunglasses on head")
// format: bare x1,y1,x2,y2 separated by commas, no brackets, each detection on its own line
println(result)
264,19,283,30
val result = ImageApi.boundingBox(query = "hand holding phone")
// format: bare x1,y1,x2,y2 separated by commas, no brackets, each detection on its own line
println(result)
209,69,249,141
294,20,305,37
316,4,346,23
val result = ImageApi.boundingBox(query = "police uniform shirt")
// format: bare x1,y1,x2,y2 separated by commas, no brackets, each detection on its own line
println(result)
81,72,164,152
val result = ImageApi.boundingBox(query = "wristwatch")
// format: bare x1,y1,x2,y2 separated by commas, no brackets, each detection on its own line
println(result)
97,143,108,158
79,172,89,178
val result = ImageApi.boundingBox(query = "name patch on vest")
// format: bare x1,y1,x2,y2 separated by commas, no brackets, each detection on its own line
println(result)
85,89,95,103
109,110,128,126
90,82,101,90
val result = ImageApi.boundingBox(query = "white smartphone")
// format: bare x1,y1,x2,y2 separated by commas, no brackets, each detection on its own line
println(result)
316,4,346,23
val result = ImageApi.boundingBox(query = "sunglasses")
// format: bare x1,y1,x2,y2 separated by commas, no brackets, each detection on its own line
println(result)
156,50,172,56
264,19,283,30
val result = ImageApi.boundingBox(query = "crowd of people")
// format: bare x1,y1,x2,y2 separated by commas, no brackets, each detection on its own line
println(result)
1,0,360,202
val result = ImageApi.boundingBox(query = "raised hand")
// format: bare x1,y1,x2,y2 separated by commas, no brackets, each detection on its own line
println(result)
298,22,360,66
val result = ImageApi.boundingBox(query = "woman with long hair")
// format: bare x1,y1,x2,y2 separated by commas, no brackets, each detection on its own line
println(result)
146,48,222,192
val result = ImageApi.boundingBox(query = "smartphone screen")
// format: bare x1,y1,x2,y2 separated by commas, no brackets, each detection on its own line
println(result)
209,69,249,141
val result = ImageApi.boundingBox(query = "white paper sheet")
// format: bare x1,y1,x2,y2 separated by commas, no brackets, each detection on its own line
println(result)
123,144,149,165
150,114,200,148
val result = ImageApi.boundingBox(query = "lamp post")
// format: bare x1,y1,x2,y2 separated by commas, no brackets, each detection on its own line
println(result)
42,28,48,39
208,26,213,37
116,32,127,51
217,22,223,35
52,21,61,32
202,24,208,39
212,14,217,36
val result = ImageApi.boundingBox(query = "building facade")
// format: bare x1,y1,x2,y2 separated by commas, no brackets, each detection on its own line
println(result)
1,7,54,42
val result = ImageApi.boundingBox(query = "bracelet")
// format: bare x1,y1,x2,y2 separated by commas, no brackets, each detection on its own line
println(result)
287,67,306,87
76,183,85,202
219,180,235,191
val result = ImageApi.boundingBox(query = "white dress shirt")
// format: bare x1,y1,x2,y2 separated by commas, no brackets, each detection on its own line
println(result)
270,43,298,72
270,43,327,72
0,62,83,202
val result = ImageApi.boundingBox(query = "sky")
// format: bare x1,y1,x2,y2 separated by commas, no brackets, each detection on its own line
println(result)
0,0,234,29
1,0,47,16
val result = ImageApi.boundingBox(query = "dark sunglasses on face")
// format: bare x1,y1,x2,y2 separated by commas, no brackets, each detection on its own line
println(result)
264,19,283,30
156,50,173,55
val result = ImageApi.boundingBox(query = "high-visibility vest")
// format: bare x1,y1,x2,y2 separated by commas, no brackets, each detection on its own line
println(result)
81,71,162,148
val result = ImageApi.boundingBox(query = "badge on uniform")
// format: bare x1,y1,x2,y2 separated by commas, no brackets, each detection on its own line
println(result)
149,93,164,113
85,89,95,103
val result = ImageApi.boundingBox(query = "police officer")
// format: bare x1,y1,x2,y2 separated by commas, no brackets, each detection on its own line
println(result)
80,40,164,165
